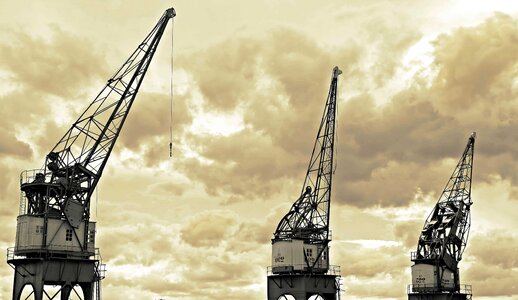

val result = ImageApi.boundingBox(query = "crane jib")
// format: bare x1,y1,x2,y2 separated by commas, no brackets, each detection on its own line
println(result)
18,7,175,237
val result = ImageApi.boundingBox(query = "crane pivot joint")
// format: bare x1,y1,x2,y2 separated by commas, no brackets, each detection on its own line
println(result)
166,8,176,18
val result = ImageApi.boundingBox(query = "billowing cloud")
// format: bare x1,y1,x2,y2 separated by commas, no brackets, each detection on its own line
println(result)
432,13,518,114
336,243,409,299
180,210,238,247
0,128,31,158
120,91,194,153
176,29,361,201
92,209,270,299
2,2,518,300
393,219,423,249
469,232,518,269
463,232,518,297
0,27,108,99
176,13,518,212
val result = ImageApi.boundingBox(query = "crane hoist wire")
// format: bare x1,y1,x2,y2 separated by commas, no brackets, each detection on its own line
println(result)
333,77,340,175
169,17,174,158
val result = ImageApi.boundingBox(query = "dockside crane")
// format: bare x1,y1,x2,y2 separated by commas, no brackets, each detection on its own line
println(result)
267,67,342,300
7,8,176,300
408,133,476,300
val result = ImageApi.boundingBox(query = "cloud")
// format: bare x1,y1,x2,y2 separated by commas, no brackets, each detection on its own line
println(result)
0,89,50,161
0,24,190,172
179,13,518,212
432,13,518,113
335,242,410,298
181,128,302,201
338,243,408,278
0,26,108,99
393,219,423,249
463,232,518,296
93,208,270,299
0,25,116,167
2,3,518,300
0,128,31,158
120,91,193,154
177,28,361,201
185,37,262,111
180,210,238,247
469,232,518,269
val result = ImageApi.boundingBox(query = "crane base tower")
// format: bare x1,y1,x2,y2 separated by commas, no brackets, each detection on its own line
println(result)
267,274,340,300
8,256,103,300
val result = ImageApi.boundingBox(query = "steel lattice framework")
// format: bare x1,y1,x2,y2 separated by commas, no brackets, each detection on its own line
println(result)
274,66,342,244
414,133,475,281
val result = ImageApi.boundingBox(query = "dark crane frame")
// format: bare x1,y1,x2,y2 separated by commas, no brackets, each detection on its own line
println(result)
9,8,175,300
20,7,176,254
268,67,342,300
274,66,341,248
409,133,475,300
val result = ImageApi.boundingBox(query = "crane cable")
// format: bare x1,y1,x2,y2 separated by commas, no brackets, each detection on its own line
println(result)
169,17,174,158
333,79,339,175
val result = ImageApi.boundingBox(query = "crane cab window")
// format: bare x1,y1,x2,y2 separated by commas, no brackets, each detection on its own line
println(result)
306,248,313,257
87,229,95,243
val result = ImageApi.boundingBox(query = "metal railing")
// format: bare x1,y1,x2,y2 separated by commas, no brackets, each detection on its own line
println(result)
20,169,49,185
327,265,341,275
6,247,21,261
94,248,106,280
96,262,107,280
7,246,101,260
13,244,96,254
94,248,103,261
407,284,472,295
410,250,444,260
19,169,50,215
267,264,340,276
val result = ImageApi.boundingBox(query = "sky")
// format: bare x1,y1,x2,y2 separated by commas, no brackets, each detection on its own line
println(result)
0,0,518,299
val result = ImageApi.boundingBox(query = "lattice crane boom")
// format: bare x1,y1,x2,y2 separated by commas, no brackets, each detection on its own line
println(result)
21,8,175,230
416,132,475,266
50,8,175,192
409,132,475,296
274,66,341,243
268,67,342,299
270,67,341,277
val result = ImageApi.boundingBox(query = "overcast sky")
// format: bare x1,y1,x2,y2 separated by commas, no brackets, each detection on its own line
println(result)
1,1,518,299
